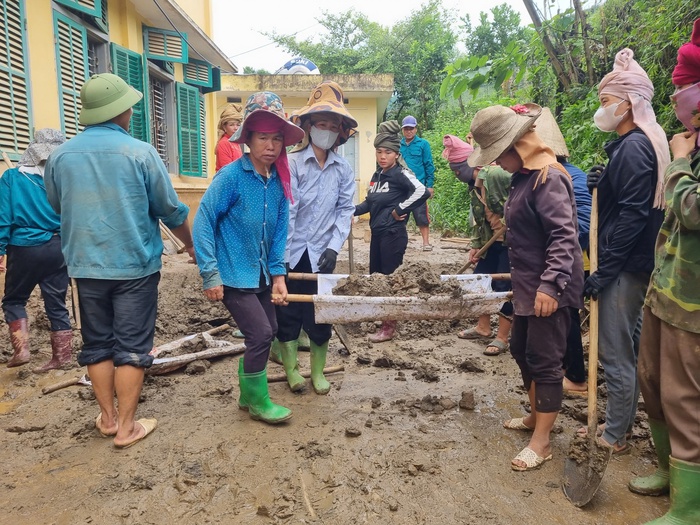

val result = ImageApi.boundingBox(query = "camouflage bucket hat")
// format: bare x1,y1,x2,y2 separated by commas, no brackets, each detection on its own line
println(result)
291,81,358,129
230,91,304,147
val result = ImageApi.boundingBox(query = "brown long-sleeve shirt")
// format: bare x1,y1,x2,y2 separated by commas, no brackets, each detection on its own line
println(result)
504,166,584,316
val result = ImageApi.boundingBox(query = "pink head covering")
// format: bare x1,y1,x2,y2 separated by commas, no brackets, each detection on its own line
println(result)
672,18,700,86
442,135,474,163
598,48,671,209
245,112,294,202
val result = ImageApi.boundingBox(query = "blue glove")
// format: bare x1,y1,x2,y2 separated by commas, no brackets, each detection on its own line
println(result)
317,249,337,274
586,164,605,193
583,273,604,299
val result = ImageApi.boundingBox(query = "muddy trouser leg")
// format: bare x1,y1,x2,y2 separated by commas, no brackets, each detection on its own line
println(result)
598,272,647,447
36,237,71,332
2,244,43,323
276,252,311,344
563,308,586,383
223,287,276,374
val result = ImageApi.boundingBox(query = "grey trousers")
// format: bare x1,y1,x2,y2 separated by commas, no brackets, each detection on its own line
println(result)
598,271,648,447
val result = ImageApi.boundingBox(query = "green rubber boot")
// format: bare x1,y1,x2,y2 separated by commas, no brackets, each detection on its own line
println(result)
310,340,330,395
643,457,700,524
238,360,292,424
298,329,311,351
280,340,305,392
237,358,249,411
629,419,670,496
269,338,283,365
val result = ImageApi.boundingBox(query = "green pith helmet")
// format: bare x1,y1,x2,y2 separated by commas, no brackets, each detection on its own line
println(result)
79,73,143,126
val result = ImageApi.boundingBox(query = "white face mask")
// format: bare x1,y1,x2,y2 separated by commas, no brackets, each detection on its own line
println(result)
309,125,340,150
593,100,629,132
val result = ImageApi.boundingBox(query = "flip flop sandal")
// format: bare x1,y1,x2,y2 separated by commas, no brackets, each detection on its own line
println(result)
484,339,508,356
114,418,158,449
597,436,633,455
503,417,534,431
422,244,434,252
457,327,493,340
511,447,553,471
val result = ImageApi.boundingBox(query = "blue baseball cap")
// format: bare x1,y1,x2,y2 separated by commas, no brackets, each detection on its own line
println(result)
401,115,418,128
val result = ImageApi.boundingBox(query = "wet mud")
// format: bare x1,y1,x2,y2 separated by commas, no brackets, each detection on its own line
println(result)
0,224,668,524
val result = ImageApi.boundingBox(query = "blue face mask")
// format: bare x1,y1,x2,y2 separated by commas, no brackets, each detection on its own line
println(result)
309,125,340,150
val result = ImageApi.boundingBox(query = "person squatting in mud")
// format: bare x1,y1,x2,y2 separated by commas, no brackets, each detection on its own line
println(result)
193,91,304,425
469,103,584,472
272,81,357,395
353,120,430,343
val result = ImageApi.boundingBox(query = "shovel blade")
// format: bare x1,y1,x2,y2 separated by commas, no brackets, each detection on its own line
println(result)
562,436,613,507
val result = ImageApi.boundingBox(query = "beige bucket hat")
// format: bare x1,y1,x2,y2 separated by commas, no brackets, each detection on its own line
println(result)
468,104,542,167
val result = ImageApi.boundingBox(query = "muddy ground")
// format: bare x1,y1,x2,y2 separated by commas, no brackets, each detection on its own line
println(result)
0,222,668,525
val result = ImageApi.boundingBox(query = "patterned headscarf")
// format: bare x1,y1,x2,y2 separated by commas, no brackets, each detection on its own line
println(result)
18,129,66,168
442,135,474,163
598,48,670,209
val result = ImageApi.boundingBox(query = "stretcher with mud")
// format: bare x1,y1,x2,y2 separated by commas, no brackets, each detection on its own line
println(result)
282,273,512,324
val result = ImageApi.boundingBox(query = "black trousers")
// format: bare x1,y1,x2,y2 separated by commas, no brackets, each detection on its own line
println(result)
2,236,70,331
222,286,276,373
276,250,332,345
369,227,408,275
510,307,572,413
563,308,586,383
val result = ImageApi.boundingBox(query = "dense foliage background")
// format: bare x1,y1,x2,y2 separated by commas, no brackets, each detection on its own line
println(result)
268,0,700,235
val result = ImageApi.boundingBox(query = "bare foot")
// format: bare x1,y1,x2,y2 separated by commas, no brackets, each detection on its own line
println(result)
563,377,587,393
512,441,552,470
96,412,118,437
113,418,157,448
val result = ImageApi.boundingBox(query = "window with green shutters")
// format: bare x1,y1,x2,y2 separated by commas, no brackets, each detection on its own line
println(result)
110,43,149,142
143,27,188,64
199,93,207,175
0,0,32,159
176,82,202,177
54,0,101,18
53,11,89,138
183,59,213,88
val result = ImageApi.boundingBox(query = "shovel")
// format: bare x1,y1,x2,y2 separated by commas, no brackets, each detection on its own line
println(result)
562,187,612,506
42,373,92,395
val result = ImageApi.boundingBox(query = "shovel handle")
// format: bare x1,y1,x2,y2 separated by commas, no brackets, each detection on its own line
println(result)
587,188,599,437
288,272,512,281
42,376,80,395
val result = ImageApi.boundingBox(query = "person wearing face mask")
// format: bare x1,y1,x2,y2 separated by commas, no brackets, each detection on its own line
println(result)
582,49,671,455
632,19,700,525
443,134,513,356
273,81,357,394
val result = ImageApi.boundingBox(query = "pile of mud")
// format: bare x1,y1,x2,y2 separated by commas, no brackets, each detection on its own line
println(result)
333,261,463,299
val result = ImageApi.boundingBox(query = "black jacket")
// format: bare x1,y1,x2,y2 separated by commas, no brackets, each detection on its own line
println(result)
354,163,430,235
596,128,664,286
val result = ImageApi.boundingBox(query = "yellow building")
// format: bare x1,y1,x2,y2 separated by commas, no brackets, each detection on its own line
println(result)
0,0,235,217
219,73,395,202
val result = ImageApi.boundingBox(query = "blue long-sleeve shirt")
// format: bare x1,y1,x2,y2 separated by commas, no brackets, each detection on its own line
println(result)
193,154,289,290
562,161,592,251
286,146,355,271
400,135,435,187
44,123,189,279
0,167,61,255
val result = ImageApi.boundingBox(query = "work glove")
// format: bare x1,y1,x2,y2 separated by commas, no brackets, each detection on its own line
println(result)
586,164,605,193
317,249,337,274
583,272,604,300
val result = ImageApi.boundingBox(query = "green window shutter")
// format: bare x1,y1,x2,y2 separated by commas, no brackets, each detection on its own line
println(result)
176,82,202,177
54,0,101,18
144,27,188,64
0,0,32,158
92,0,108,32
53,11,89,138
199,93,207,175
110,43,149,142
183,59,212,88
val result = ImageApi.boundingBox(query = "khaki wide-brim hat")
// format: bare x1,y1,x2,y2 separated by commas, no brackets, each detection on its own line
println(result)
468,104,542,167
79,73,143,126
291,81,358,129
534,107,569,158
230,91,304,147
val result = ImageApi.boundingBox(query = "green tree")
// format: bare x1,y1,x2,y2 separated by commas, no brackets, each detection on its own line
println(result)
462,4,526,58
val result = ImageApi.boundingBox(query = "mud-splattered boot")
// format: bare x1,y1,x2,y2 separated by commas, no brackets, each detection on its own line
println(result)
642,458,700,524
280,340,305,392
7,318,30,368
310,340,330,395
368,321,396,343
629,419,670,496
298,329,311,351
269,338,283,365
238,360,291,424
33,330,73,373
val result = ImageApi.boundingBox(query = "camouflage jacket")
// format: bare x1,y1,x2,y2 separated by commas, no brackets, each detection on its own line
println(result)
645,149,700,333
469,165,511,249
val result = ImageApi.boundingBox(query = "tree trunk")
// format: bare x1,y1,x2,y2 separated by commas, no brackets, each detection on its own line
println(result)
522,0,571,91
573,0,595,85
